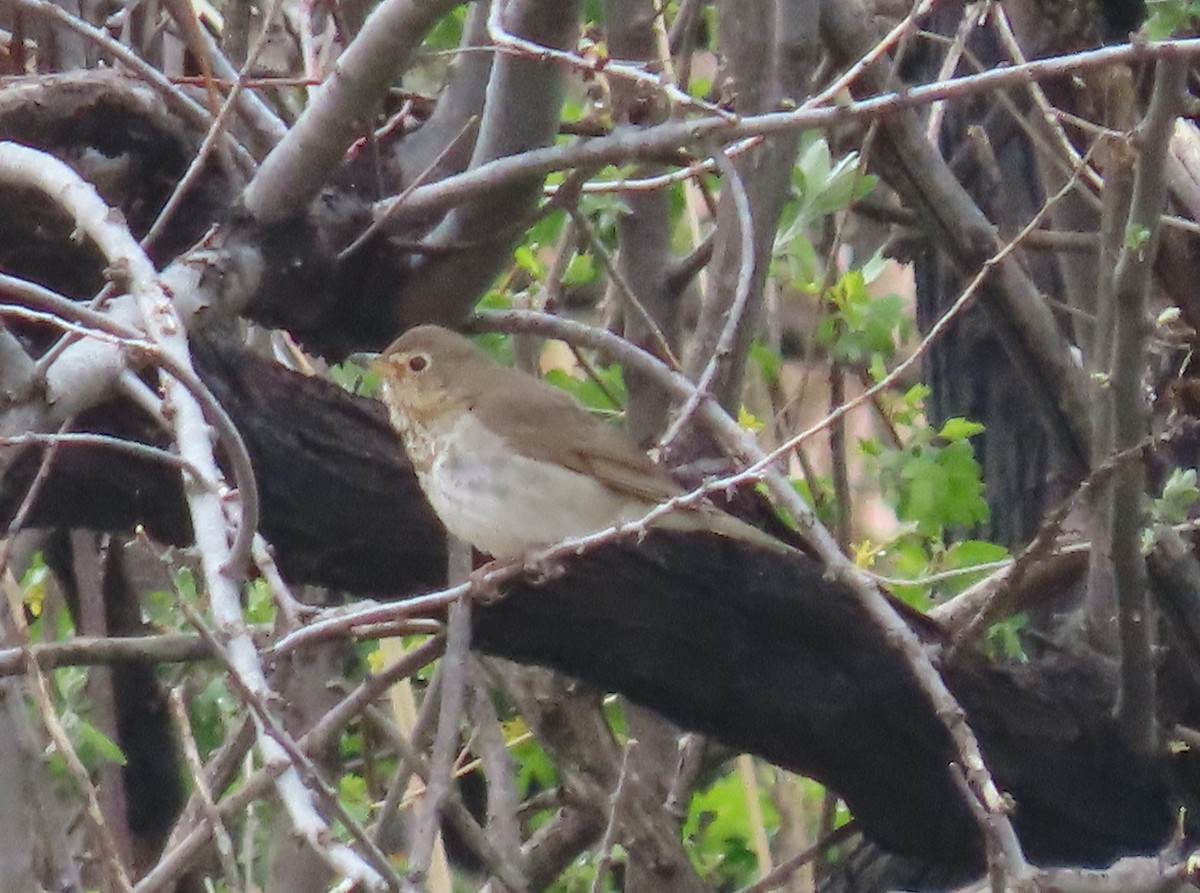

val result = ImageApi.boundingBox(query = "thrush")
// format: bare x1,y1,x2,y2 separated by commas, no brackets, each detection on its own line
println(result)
367,325,786,560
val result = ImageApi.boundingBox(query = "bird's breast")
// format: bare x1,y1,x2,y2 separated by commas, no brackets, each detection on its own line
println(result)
417,412,656,559
382,403,445,476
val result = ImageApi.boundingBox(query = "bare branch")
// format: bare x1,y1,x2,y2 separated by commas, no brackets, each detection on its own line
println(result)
242,0,463,221
408,594,470,884
663,140,755,443
397,0,494,181
6,0,254,172
168,688,242,891
394,0,584,327
1107,59,1189,756
467,661,525,874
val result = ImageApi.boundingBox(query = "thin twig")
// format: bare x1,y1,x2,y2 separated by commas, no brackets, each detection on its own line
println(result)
990,6,1106,196
0,432,204,479
733,820,858,893
25,653,134,892
0,419,70,580
142,0,291,249
467,661,526,872
804,0,937,113
925,3,985,143
408,593,471,884
169,688,243,892
664,733,705,818
590,740,637,893
567,206,679,367
338,115,482,261
6,0,254,172
251,536,312,629
660,140,756,448
487,0,735,120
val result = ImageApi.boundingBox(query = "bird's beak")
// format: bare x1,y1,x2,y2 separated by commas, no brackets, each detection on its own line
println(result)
346,350,381,369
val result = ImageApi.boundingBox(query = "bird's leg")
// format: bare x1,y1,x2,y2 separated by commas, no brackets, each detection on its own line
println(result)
465,557,508,603
521,553,570,587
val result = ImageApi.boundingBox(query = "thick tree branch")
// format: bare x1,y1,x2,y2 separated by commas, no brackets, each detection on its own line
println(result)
604,0,681,443
395,0,494,184
1107,59,1189,756
392,0,583,327
241,0,462,222
683,0,818,410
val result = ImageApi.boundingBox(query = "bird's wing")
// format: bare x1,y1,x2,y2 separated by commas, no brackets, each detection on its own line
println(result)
470,369,801,553
471,372,682,505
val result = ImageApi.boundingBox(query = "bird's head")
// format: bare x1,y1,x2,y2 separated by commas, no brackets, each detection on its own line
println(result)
368,325,489,433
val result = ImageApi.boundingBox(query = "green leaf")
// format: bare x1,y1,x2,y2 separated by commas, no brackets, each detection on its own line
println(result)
330,360,379,397
422,6,466,50
886,438,988,535
737,406,764,433
338,774,372,825
511,730,558,797
19,552,49,620
1153,467,1200,525
562,252,596,286
688,76,713,99
1125,223,1151,251
819,268,911,366
543,363,626,412
513,244,546,280
782,135,877,240
525,208,567,247
190,676,237,757
1144,0,1200,38
944,539,1008,568
937,441,990,527
877,533,937,607
683,770,778,884
76,721,127,768
798,138,833,194
938,417,985,441
985,614,1029,662
244,577,275,625
748,340,782,386
173,567,198,602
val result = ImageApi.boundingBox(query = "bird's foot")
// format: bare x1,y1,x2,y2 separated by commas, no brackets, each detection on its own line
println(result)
522,555,568,586
465,561,508,603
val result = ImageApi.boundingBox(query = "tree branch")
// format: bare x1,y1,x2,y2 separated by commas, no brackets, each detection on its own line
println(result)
393,0,583,327
241,0,462,222
1107,59,1189,756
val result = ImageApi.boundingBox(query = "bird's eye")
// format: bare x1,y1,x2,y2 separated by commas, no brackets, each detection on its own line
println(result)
408,354,429,373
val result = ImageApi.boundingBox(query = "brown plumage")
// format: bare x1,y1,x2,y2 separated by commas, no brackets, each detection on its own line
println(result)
371,325,785,558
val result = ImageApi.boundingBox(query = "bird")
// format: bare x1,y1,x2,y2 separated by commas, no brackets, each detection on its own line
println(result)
366,325,788,560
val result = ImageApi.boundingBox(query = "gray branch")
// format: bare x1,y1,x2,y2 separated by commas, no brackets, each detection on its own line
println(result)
1107,60,1189,756
685,0,819,409
242,0,463,222
393,0,584,327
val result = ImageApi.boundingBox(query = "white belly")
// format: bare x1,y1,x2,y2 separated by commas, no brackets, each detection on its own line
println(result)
418,413,650,559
